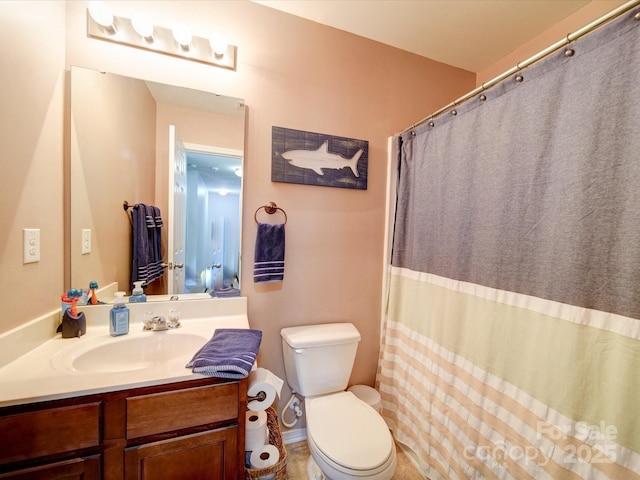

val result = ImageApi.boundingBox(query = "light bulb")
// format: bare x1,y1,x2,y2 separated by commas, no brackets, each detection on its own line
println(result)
234,168,242,177
132,14,154,39
172,23,192,48
88,1,114,29
218,189,228,196
209,33,228,57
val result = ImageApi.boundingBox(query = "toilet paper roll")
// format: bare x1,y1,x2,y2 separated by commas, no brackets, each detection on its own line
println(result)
245,410,268,452
250,444,280,471
247,368,284,411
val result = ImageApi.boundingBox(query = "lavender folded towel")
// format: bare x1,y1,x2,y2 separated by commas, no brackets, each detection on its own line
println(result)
210,287,241,298
254,222,285,283
186,328,262,379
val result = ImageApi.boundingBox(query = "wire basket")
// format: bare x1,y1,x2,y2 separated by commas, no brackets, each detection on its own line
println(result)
245,406,288,480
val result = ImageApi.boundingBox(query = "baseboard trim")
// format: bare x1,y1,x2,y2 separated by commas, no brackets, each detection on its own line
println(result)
282,427,307,445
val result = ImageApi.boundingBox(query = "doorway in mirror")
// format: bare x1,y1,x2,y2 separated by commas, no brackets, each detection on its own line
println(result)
184,145,242,296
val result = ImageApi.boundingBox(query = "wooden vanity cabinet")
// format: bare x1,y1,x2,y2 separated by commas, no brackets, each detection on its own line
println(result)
0,377,247,480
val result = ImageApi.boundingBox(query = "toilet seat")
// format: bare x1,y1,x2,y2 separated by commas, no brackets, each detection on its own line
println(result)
306,391,394,472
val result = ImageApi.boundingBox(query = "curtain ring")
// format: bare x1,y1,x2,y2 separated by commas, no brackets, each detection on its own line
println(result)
450,100,458,116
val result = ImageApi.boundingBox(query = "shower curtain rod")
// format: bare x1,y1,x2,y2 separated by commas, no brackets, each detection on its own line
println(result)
401,0,640,134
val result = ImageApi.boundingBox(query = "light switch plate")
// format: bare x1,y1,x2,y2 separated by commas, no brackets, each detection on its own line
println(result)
82,229,92,254
23,228,40,264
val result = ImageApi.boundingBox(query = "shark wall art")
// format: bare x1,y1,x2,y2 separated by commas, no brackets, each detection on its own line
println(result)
272,126,368,190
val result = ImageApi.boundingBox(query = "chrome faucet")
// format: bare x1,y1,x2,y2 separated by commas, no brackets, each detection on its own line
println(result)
143,311,181,331
143,315,169,331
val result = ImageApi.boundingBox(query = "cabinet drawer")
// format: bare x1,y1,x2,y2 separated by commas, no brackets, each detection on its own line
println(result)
0,403,101,465
0,455,101,480
126,383,238,439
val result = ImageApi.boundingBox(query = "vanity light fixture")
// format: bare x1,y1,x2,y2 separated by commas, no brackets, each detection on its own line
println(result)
88,1,116,33
131,14,154,41
86,2,237,70
172,23,192,49
209,33,228,57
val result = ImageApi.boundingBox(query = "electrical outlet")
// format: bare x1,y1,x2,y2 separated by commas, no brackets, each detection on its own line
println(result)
82,229,92,254
23,228,40,264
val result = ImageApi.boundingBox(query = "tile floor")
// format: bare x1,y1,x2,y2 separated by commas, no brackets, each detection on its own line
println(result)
284,441,425,479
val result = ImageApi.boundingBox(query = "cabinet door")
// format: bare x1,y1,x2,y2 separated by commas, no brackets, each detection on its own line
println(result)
0,455,100,480
124,427,237,480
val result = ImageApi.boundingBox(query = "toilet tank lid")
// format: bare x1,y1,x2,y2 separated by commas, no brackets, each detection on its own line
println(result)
281,323,361,348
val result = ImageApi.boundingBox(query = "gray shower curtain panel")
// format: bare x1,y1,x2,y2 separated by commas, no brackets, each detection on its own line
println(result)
379,7,640,479
393,12,640,320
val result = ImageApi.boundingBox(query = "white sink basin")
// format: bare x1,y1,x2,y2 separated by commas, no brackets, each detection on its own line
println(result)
0,297,250,407
51,331,208,374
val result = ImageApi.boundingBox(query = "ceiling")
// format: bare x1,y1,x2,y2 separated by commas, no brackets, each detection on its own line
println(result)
254,0,593,72
145,80,245,117
144,80,244,193
186,151,242,194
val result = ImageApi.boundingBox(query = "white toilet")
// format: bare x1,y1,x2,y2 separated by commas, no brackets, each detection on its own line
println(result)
281,323,396,480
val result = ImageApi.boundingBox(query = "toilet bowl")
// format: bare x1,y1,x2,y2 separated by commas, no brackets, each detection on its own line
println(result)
281,323,397,480
306,392,396,480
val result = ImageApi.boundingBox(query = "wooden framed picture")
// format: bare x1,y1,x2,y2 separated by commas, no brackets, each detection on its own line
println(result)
271,126,368,190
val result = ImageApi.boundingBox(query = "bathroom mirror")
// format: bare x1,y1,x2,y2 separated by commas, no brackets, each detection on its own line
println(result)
69,66,245,298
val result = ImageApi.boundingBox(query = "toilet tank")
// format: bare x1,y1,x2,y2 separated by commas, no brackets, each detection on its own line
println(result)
281,323,361,397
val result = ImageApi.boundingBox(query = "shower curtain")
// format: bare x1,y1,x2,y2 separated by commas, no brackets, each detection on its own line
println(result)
378,8,640,480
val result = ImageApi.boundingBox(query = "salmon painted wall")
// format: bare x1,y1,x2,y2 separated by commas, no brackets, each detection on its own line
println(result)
476,0,627,85
0,1,65,333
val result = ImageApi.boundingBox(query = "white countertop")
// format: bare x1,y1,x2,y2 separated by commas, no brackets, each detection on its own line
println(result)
0,297,249,408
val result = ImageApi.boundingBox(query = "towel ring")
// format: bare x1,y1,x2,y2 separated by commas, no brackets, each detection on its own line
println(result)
254,201,287,225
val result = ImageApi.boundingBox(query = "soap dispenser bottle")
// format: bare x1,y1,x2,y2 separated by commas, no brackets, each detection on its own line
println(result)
129,281,147,303
110,292,130,336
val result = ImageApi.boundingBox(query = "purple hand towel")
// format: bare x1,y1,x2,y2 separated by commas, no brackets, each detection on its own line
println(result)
253,223,285,283
186,328,262,379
